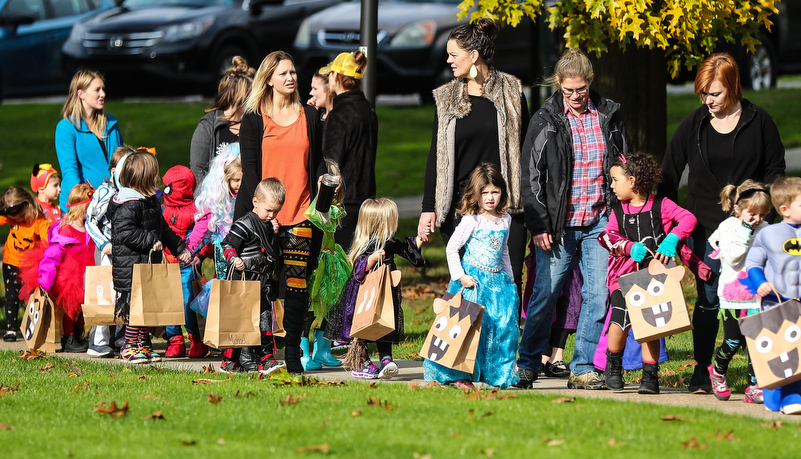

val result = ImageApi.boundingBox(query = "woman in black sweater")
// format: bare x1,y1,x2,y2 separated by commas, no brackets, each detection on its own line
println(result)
659,53,785,394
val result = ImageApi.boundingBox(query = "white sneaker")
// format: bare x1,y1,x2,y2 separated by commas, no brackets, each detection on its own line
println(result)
781,403,801,415
378,359,399,380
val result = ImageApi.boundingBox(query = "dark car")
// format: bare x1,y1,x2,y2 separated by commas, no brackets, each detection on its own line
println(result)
292,0,536,97
62,0,341,92
0,0,113,99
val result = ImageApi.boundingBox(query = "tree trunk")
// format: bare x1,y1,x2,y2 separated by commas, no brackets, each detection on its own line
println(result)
590,45,667,159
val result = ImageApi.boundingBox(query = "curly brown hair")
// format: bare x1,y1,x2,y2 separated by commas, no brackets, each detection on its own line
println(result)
612,152,662,199
457,163,508,216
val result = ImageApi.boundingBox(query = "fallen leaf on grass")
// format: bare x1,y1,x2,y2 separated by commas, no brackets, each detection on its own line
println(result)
75,381,90,390
208,393,222,405
0,384,20,396
715,430,739,441
662,415,693,422
193,378,227,384
296,444,329,454
280,394,301,406
552,397,575,404
0,423,14,430
95,401,129,418
546,439,564,447
142,411,164,421
366,396,394,411
68,361,83,375
18,350,46,360
217,439,226,445
630,376,642,383
407,383,419,391
40,363,56,372
181,440,196,446
351,408,362,417
676,361,696,371
139,394,160,399
402,352,419,359
138,376,151,382
608,437,620,447
414,306,429,314
234,391,257,398
108,374,117,379
368,382,378,389
762,421,783,430
681,437,707,449
464,389,517,401
202,364,216,374
479,448,495,457
412,453,431,459
482,411,493,417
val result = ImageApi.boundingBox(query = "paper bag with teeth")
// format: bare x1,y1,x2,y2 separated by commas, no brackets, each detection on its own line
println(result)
420,291,484,373
740,299,801,389
619,259,693,343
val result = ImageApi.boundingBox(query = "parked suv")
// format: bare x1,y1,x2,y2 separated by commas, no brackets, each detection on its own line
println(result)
62,0,340,92
0,0,113,99
293,0,535,97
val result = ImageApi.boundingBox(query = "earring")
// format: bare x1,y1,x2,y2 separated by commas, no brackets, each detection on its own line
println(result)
469,64,478,79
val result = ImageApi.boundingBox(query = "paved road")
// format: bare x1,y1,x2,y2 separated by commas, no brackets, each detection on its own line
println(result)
0,338,790,421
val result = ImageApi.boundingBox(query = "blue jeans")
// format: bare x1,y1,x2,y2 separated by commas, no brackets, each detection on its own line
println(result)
688,231,721,366
165,264,200,338
518,218,609,375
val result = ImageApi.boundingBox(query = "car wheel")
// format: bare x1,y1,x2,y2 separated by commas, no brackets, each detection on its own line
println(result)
743,37,777,91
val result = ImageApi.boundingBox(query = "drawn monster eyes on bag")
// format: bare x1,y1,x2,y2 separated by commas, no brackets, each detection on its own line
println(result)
423,293,481,363
23,293,45,341
741,300,801,385
619,260,687,332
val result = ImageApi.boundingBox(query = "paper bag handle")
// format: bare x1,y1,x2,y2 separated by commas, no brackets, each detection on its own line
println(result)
226,265,247,282
146,249,167,264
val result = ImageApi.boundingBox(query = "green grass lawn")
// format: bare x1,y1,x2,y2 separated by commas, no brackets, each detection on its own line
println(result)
1,350,799,458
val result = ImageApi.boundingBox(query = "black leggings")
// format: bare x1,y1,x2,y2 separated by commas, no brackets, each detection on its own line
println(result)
713,310,755,380
3,264,21,333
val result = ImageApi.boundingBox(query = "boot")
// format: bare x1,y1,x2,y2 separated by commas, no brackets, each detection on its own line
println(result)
285,345,304,374
605,350,624,391
187,334,210,358
311,330,342,367
62,334,89,353
638,362,660,395
300,337,322,370
164,335,186,358
239,346,260,373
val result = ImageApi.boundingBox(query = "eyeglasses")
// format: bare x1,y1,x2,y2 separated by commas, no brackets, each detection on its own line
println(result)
561,87,588,96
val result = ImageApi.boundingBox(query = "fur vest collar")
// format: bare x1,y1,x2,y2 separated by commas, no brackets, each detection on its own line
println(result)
431,70,523,225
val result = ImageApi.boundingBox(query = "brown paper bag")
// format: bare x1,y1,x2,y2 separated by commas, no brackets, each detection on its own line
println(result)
191,265,208,300
620,260,693,343
272,299,286,337
350,264,396,341
129,252,185,326
42,295,62,354
420,291,484,373
203,273,261,349
22,287,52,351
81,265,123,327
740,297,801,389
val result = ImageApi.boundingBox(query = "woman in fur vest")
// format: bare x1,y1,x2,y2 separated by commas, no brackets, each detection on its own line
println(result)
417,17,529,295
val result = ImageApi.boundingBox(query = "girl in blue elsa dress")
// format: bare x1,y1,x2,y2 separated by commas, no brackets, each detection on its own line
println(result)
423,163,520,389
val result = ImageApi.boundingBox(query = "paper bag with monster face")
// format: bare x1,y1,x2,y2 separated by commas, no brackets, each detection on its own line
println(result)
619,260,693,343
740,299,801,389
23,287,51,351
420,292,484,373
81,265,123,327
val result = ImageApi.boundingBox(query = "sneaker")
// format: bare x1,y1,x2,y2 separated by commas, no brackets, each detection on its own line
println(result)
351,360,379,379
3,330,17,342
744,384,764,404
781,403,801,415
453,379,474,389
378,358,399,380
514,367,538,389
331,341,350,352
164,335,186,358
120,344,149,364
567,370,607,390
86,327,114,358
707,365,731,401
688,365,712,394
140,340,162,363
258,358,286,375
544,360,570,378
219,358,243,374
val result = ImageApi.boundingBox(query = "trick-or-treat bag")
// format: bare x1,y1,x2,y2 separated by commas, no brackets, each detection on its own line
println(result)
740,297,801,390
23,286,53,351
204,270,261,349
349,264,398,341
272,299,286,338
619,259,693,343
129,251,185,326
81,265,123,327
420,291,484,373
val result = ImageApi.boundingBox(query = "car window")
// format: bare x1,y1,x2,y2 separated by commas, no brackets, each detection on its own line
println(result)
49,0,94,18
2,0,47,21
122,0,232,7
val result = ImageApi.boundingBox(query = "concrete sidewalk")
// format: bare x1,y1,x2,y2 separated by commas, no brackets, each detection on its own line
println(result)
1,338,791,421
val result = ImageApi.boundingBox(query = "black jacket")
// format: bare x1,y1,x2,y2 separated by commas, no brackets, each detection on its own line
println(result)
322,90,378,206
520,90,631,240
659,99,785,236
221,212,282,300
108,195,186,292
235,105,324,220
